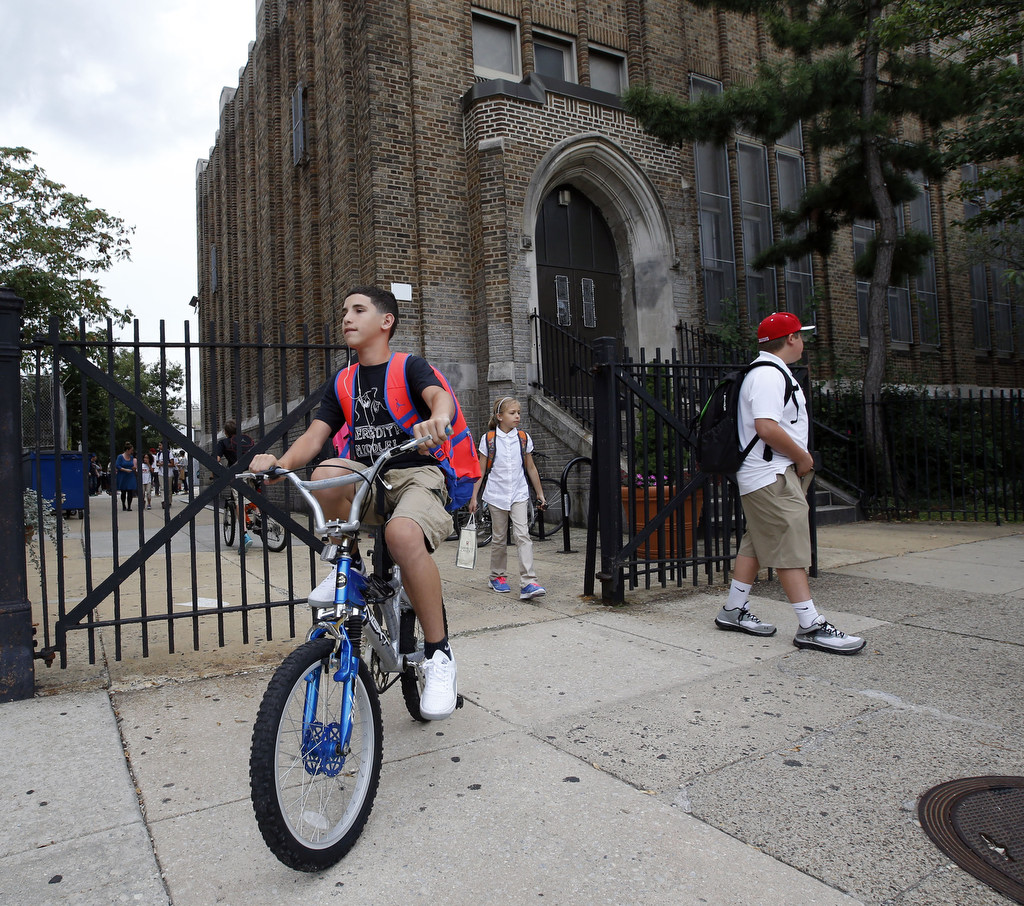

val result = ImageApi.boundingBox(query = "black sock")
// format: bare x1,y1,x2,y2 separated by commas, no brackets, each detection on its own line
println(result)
424,637,452,661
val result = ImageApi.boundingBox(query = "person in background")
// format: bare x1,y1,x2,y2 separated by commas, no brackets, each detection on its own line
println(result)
115,442,138,512
715,312,865,655
469,396,546,601
140,451,154,510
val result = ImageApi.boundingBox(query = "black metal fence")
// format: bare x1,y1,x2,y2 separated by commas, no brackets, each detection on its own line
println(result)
812,386,1024,523
682,321,1024,523
17,311,345,673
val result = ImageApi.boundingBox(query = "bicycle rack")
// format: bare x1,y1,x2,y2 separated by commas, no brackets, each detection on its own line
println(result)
555,456,591,553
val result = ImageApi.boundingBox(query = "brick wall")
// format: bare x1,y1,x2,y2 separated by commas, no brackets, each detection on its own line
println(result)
195,0,1022,442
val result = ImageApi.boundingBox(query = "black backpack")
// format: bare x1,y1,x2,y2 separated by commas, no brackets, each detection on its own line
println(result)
227,432,256,463
693,361,797,477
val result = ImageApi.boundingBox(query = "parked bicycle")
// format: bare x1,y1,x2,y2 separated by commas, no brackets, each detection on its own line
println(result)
448,499,493,547
526,452,566,539
246,435,459,871
447,453,566,547
221,478,287,552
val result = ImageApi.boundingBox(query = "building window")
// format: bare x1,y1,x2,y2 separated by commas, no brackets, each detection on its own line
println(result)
588,46,626,95
961,164,1019,354
776,146,814,324
534,32,576,82
291,82,307,166
908,172,939,346
888,203,914,344
853,213,914,345
853,219,873,339
737,141,777,322
692,75,736,324
472,12,521,80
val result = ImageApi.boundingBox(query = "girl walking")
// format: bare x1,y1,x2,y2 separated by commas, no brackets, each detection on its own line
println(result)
141,451,154,509
115,442,138,511
469,397,546,600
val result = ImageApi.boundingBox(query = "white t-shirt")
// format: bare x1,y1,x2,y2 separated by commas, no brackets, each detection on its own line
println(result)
479,427,534,511
735,351,807,495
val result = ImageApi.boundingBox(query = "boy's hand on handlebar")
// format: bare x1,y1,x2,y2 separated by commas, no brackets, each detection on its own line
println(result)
249,453,283,481
414,416,451,448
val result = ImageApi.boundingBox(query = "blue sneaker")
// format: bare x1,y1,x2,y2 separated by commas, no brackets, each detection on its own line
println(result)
520,582,546,600
489,576,511,593
241,533,253,553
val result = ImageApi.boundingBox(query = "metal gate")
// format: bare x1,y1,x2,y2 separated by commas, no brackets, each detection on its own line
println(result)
16,308,347,673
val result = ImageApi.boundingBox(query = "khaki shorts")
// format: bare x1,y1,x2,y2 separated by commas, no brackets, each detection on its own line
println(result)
737,466,814,569
333,459,451,553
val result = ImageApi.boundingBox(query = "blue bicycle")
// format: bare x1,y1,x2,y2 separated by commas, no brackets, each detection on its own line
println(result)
247,436,455,870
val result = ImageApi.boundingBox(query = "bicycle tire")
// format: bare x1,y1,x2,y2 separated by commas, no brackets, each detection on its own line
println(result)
398,607,427,723
529,478,565,537
476,502,493,547
261,512,288,551
398,603,453,722
250,637,383,871
222,500,236,546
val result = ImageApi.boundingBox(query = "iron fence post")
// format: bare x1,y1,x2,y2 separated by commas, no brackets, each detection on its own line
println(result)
0,287,34,701
591,337,624,602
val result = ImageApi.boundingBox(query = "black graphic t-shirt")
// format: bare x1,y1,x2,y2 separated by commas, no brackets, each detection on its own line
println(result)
315,355,443,469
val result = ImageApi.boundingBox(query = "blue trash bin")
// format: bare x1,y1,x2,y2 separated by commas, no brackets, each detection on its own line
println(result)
24,451,87,518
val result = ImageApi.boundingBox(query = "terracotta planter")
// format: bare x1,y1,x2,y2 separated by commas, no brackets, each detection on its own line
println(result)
620,484,704,559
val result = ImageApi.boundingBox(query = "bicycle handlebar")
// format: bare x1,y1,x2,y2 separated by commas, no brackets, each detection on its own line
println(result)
238,434,434,536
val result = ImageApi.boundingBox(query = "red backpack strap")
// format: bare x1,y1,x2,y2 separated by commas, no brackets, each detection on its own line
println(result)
485,430,496,474
332,364,358,456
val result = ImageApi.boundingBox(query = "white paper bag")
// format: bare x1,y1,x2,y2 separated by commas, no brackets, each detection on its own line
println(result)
455,514,477,569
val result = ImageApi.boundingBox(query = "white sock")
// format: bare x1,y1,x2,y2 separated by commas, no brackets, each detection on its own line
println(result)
792,600,821,629
727,580,752,610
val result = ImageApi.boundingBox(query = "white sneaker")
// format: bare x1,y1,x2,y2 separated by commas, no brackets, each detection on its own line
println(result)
419,650,457,720
307,567,339,605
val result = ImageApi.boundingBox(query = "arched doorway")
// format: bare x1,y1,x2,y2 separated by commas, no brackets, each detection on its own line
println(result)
535,184,622,345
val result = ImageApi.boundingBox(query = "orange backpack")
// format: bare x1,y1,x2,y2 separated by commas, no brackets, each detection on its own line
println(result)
333,353,481,512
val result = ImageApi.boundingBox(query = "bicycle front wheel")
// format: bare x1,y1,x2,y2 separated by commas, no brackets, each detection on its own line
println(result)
261,513,287,551
250,638,383,871
222,500,236,546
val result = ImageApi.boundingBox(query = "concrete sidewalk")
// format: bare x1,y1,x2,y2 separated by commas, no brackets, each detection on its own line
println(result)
3,518,1022,905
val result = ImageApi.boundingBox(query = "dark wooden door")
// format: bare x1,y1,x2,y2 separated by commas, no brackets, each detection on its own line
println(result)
536,185,621,345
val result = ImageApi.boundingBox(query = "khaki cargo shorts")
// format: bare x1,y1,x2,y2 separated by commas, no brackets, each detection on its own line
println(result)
737,466,814,569
333,459,451,553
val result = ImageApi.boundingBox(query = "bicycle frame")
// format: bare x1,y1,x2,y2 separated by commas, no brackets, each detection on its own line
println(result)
242,434,431,686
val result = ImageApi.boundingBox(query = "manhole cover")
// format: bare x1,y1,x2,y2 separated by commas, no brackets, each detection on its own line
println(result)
919,776,1024,904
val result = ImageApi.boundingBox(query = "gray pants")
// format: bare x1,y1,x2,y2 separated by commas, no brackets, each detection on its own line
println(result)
488,499,537,587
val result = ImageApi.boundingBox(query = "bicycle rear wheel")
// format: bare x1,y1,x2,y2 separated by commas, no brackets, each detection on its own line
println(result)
529,479,565,537
398,608,428,723
222,500,236,546
398,604,454,722
476,502,493,547
250,637,383,871
260,512,287,551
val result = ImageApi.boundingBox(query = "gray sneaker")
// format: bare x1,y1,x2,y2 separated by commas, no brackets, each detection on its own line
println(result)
715,606,777,637
793,619,866,655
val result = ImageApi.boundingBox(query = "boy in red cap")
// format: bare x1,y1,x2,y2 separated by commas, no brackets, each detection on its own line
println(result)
714,312,866,654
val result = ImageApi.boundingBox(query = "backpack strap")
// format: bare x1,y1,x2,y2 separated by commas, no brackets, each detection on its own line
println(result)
745,360,799,463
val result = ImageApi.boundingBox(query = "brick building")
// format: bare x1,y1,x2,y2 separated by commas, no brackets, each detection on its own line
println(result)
195,0,1023,450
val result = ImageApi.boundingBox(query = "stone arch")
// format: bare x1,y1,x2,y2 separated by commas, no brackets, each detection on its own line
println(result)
522,133,677,354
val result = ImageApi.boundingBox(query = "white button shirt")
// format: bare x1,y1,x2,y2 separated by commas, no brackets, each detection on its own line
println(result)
479,427,534,510
735,351,807,496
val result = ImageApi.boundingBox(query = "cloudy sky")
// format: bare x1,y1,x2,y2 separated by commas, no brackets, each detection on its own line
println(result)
1,1,256,349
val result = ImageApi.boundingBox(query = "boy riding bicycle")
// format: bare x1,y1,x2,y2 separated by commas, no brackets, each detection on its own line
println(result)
250,286,459,720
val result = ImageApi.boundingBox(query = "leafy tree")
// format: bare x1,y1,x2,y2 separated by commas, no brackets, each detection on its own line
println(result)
623,0,984,468
1,146,134,346
65,347,185,462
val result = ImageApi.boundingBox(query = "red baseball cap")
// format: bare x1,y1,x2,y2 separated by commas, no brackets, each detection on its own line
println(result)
757,311,816,343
